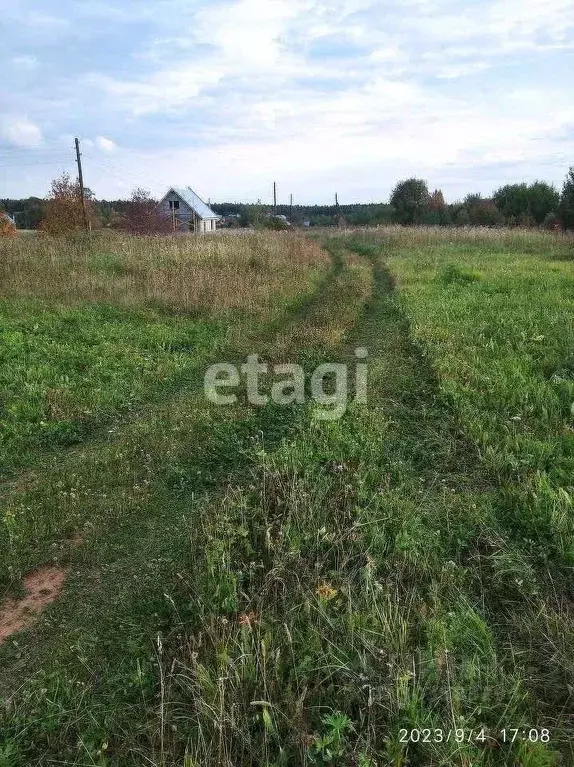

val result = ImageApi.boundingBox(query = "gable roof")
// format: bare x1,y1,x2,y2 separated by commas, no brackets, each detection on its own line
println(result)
162,186,220,220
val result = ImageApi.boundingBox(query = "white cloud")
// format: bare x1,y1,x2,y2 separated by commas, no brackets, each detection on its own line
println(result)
0,117,43,148
22,12,69,29
12,55,38,71
87,64,226,116
95,135,117,152
2,0,573,200
80,76,572,203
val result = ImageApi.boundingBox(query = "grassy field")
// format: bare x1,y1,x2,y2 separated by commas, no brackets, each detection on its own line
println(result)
0,232,329,478
0,228,573,765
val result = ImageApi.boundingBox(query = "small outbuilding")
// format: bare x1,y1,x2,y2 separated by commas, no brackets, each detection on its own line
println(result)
159,187,221,233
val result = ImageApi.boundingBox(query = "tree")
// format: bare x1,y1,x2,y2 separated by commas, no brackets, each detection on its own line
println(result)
424,189,449,225
463,194,502,226
239,201,266,228
558,167,574,231
464,193,482,209
428,189,446,213
0,197,45,229
93,201,125,229
493,183,530,224
0,213,16,237
121,188,171,234
390,178,429,224
41,173,94,235
455,208,470,226
310,214,333,227
528,181,560,226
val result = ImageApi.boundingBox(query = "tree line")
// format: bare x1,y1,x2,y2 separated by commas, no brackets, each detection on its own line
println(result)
1,167,573,234
388,174,573,229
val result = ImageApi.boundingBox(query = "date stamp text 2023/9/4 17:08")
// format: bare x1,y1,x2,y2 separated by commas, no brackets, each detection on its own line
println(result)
398,728,551,745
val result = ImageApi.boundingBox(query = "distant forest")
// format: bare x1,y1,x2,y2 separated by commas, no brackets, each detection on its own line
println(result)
0,196,395,229
2,167,573,231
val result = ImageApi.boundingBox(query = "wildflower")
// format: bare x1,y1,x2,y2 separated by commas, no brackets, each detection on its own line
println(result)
238,611,257,628
316,583,338,601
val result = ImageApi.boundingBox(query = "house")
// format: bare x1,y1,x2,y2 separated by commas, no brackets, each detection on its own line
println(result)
158,187,221,233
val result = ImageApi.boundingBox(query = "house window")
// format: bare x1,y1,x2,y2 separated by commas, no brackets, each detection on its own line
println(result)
169,200,180,210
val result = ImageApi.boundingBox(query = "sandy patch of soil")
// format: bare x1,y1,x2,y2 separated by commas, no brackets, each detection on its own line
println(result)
0,566,66,645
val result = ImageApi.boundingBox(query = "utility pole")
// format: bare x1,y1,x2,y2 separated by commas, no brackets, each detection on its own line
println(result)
74,138,89,231
273,182,277,215
289,193,293,224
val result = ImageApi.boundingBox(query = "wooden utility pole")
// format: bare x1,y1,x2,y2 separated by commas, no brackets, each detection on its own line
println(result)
273,182,277,215
289,193,293,224
74,138,89,231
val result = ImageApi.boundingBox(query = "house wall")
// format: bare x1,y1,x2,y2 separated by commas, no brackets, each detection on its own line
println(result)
159,192,195,225
159,192,217,233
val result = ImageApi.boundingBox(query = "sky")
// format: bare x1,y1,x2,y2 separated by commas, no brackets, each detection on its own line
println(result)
1,0,573,204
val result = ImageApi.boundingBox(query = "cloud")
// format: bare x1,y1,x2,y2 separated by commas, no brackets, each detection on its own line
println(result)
1,0,573,200
22,12,69,28
0,117,43,148
12,55,39,71
87,64,226,116
95,135,117,152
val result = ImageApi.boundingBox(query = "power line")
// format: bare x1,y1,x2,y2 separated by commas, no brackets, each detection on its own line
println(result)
0,152,72,160
93,156,160,193
95,159,151,190
0,159,72,168
0,145,75,158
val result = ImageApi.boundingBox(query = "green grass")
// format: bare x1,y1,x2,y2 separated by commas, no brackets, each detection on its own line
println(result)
0,229,573,766
0,233,329,478
0,300,222,477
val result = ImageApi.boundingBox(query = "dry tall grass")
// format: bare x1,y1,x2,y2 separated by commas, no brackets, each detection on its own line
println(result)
333,224,573,248
0,232,329,318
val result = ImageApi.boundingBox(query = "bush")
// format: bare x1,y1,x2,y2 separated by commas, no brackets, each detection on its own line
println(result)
40,173,94,235
262,216,291,231
0,214,16,237
542,212,561,231
120,188,171,235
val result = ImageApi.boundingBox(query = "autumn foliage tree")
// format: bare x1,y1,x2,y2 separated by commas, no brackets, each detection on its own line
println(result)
428,189,446,212
41,173,94,235
0,213,16,237
425,189,447,224
119,188,172,234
